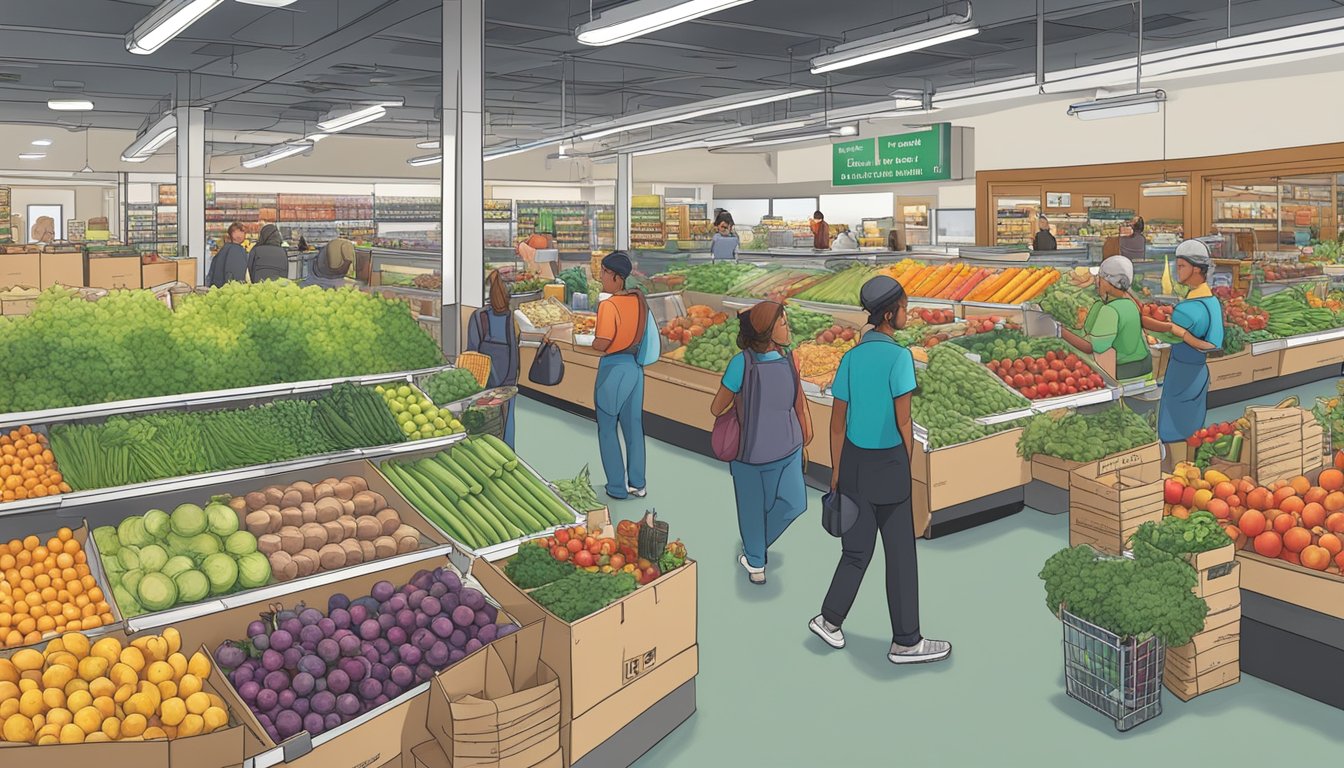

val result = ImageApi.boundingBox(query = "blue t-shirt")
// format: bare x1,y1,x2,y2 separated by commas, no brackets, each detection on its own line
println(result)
721,350,784,393
831,331,917,449
710,233,739,260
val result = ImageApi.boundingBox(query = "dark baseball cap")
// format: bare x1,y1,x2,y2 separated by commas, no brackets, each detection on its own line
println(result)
601,251,633,278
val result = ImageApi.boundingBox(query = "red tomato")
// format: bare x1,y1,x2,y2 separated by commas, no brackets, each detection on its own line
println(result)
1048,382,1061,395
1204,436,1216,444
567,539,583,554
1023,386,1037,398
1187,436,1201,447
1046,351,1057,362
1043,369,1059,383
555,529,570,545
552,546,571,562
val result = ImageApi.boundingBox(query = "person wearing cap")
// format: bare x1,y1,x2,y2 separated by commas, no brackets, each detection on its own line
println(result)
1033,216,1058,252
1060,256,1152,381
1143,239,1224,469
809,275,952,666
593,251,657,500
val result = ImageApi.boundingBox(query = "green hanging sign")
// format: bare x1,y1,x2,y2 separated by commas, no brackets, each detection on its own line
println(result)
832,124,953,186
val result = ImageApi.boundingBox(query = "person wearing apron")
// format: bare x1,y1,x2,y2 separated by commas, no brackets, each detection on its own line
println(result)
466,270,520,447
809,276,951,665
709,301,812,585
305,237,354,290
1060,256,1153,381
593,252,654,500
1143,240,1223,471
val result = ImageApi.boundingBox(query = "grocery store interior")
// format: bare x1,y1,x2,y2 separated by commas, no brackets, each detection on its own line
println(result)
3,0,1344,765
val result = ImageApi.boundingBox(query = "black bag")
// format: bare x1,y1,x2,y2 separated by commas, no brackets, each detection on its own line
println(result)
821,490,859,537
528,332,565,386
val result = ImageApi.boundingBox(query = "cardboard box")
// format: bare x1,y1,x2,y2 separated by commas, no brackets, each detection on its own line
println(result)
1196,560,1239,599
1236,550,1344,620
1164,661,1239,701
143,260,178,287
40,249,84,288
1068,450,1163,555
1201,584,1241,616
427,621,561,768
561,644,697,763
87,255,142,289
1182,542,1236,572
1207,351,1251,391
0,252,40,289
1,291,36,316
1031,454,1083,489
912,427,1030,510
1249,350,1281,382
413,740,453,768
1165,639,1239,680
176,257,199,285
0,520,123,654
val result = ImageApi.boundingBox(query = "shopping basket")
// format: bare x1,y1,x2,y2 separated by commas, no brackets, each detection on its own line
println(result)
1061,608,1165,731
455,351,492,388
460,387,517,440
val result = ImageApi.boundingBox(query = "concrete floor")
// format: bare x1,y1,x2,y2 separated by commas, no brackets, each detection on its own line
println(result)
512,375,1343,767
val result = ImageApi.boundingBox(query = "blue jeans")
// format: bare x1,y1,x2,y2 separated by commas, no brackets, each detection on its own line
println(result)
595,354,646,498
502,398,515,449
730,448,807,569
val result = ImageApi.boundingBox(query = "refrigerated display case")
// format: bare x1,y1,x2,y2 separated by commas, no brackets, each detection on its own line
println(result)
995,197,1038,246
902,202,932,246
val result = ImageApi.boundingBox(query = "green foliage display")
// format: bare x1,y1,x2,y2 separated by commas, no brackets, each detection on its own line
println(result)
1017,404,1156,462
1130,510,1231,556
912,344,1028,449
684,318,740,373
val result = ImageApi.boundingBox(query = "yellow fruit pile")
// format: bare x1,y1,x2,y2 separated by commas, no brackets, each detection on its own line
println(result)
1,529,115,648
0,629,230,745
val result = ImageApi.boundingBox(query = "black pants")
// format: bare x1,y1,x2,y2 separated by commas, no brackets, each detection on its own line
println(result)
821,440,922,646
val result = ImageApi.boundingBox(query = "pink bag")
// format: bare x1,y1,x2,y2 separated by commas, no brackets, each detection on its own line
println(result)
711,406,741,461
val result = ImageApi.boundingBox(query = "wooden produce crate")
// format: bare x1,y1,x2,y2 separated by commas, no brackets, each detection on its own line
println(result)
1163,543,1242,700
1247,406,1326,485
1068,446,1163,555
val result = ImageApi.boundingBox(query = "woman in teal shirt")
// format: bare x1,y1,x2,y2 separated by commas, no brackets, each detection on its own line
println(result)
809,276,951,666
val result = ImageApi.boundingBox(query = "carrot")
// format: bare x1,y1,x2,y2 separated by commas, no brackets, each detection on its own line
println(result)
901,265,932,290
1012,268,1061,303
940,267,974,298
912,265,948,296
990,269,1033,303
921,266,961,298
950,269,989,301
971,268,1016,302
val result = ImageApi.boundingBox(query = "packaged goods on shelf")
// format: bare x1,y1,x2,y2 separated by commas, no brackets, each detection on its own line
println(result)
375,196,442,223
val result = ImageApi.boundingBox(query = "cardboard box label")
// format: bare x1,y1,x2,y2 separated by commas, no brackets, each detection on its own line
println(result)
623,647,658,684
1097,445,1160,475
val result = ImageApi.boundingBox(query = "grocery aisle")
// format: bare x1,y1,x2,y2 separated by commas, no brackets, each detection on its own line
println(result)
512,376,1341,766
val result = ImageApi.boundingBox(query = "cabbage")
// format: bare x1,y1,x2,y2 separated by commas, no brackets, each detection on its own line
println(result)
188,533,222,559
113,584,142,617
207,502,240,537
202,553,239,595
224,530,258,557
118,546,141,572
174,570,210,603
137,572,178,612
171,503,208,537
138,544,169,573
143,509,171,540
121,568,145,595
161,556,195,579
92,525,120,556
236,552,272,589
118,515,151,547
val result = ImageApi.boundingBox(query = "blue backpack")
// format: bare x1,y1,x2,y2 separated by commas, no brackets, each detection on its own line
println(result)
618,291,660,367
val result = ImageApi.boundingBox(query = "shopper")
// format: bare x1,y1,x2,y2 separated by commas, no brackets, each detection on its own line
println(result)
467,270,520,447
307,236,355,290
1060,257,1152,381
810,275,951,665
832,227,860,251
208,222,249,288
1143,240,1224,471
1119,216,1148,260
811,210,830,250
710,301,812,585
593,251,656,500
710,212,739,261
247,223,288,282
1033,216,1058,251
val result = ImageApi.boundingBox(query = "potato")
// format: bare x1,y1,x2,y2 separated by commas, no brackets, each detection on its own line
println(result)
341,476,370,494
320,477,341,489
368,492,388,512
393,524,420,541
339,539,364,566
228,497,248,516
355,517,382,541
333,481,355,501
280,507,303,528
318,544,347,571
351,491,378,517
314,497,343,523
375,508,402,537
245,492,267,511
340,499,356,517
268,551,298,581
301,501,319,522
290,481,316,503
301,506,317,525
396,533,419,554
314,482,335,500
338,517,358,539
257,534,282,556
245,511,272,536
291,553,316,578
321,520,345,544
278,526,304,555
358,540,376,563
299,523,327,551
373,536,398,559
263,486,285,506
266,508,282,533
281,489,304,509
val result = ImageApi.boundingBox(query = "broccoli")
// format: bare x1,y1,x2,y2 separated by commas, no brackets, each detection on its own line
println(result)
504,542,576,589
531,570,638,622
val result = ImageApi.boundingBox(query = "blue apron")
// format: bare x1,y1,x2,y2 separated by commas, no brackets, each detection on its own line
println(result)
1158,295,1223,443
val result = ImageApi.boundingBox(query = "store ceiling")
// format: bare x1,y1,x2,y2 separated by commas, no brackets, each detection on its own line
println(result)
1,0,1342,161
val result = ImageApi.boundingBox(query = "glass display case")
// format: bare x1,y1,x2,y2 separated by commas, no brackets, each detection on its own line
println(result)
901,202,932,246
995,197,1038,246
361,247,443,335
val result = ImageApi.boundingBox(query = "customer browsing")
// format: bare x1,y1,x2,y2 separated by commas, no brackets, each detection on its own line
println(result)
593,251,659,501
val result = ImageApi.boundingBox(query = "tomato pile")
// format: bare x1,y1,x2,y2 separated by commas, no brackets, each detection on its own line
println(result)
1212,287,1269,331
911,308,955,325
1186,421,1238,448
1140,302,1173,323
532,524,662,585
987,350,1106,399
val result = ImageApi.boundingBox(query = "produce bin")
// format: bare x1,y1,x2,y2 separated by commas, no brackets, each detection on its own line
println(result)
0,519,123,652
1061,608,1166,731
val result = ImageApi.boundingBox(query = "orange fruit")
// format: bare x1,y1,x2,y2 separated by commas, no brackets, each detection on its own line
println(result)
1274,486,1299,507
1281,496,1305,516
1303,502,1327,529
1305,486,1329,505
1327,512,1344,533
1320,469,1344,492
1254,531,1283,558
1247,487,1273,511
1283,526,1313,553
1290,476,1312,496
1318,533,1343,557
1206,498,1231,520
1273,511,1296,535
1212,481,1236,500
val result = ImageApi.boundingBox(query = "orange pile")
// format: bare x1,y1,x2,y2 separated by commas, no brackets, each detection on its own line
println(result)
1,426,70,503
0,529,115,649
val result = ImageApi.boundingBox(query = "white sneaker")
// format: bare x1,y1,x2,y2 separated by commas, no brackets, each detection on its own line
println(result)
627,487,647,498
888,638,951,665
738,555,765,585
808,615,845,649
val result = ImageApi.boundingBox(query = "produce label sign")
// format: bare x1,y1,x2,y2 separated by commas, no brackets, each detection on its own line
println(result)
832,124,952,186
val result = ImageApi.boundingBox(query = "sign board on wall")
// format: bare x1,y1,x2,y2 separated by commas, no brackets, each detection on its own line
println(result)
832,124,955,187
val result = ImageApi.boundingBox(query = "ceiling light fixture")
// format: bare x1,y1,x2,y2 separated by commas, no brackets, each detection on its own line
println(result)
121,113,177,162
126,0,225,55
234,0,299,6
242,140,314,168
416,140,440,149
1067,90,1165,120
810,5,978,74
48,99,94,111
746,124,857,147
576,0,754,46
31,139,52,146
407,153,442,167
484,138,565,161
17,152,46,160
1141,180,1188,197
316,105,387,133
579,87,820,141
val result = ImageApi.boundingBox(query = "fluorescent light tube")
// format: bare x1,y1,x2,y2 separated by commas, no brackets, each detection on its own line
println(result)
126,0,224,55
17,153,46,160
121,113,177,161
407,154,443,167
416,140,440,149
484,138,565,160
242,140,314,168
577,0,753,46
317,105,387,133
579,88,820,140
1067,90,1165,120
31,139,52,146
48,99,94,111
235,0,298,6
810,10,978,74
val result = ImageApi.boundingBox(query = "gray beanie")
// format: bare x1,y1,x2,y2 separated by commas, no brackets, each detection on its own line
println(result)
1097,256,1133,292
1175,239,1212,269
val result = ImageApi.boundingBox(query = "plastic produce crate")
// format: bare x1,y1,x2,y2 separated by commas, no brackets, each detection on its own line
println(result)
1061,608,1165,731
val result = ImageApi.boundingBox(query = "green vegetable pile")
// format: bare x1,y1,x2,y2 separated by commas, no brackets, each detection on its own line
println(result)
510,275,551,295
1257,288,1337,337
785,306,835,342
912,344,1029,449
557,266,589,302
1221,321,1248,356
0,281,444,412
1036,280,1096,330
674,262,761,294
793,264,879,306
504,542,576,589
1017,404,1156,462
1311,380,1344,450
951,329,1065,361
530,569,638,622
1039,544,1209,647
684,317,740,372
422,368,484,404
553,465,602,512
1130,511,1231,557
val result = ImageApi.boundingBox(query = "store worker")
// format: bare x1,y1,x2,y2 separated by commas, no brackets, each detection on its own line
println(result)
810,275,951,665
593,251,658,500
811,210,830,250
1119,216,1148,260
1060,256,1152,381
247,223,288,282
710,301,812,585
307,236,355,290
1033,216,1058,251
1143,239,1224,471
710,212,739,261
207,222,249,288
467,270,520,447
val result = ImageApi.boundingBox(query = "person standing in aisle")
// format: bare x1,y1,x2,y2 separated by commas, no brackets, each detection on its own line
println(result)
1060,257,1152,381
1143,240,1223,471
208,222,249,288
247,223,288,282
710,301,812,585
306,236,355,290
809,275,951,665
467,270,520,447
593,251,657,501
811,210,830,250
1033,216,1058,251
1119,216,1148,261
710,212,739,261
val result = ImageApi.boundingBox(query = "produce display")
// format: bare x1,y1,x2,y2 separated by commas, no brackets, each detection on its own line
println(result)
420,369,483,405
661,304,728,346
961,266,1061,304
0,425,69,504
230,476,423,583
1188,419,1246,469
953,330,1106,399
910,307,956,326
726,268,826,301
670,262,760,294
374,383,464,440
912,344,1029,449
683,317,740,373
572,314,596,335
552,465,603,513
891,262,999,301
411,273,442,291
557,267,589,302
796,339,855,386
508,273,551,295
1016,404,1156,462
377,436,574,551
529,570,638,623
1131,510,1231,558
49,384,407,492
1037,279,1096,330
1259,262,1322,281
0,282,443,413
793,264,878,306
0,528,114,648
1212,287,1269,333
212,567,518,743
0,629,230,745
1311,381,1344,450
517,298,570,328
1255,287,1337,337
788,306,842,344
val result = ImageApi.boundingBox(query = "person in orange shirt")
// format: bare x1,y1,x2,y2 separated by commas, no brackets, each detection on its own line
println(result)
593,251,656,500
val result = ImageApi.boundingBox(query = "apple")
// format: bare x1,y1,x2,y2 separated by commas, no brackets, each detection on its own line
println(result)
1181,485,1198,509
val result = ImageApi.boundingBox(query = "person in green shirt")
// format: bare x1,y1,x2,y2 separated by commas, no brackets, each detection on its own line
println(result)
1060,256,1154,381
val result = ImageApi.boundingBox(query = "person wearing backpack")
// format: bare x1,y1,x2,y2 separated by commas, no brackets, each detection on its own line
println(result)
467,270,520,447
709,301,812,585
593,251,659,501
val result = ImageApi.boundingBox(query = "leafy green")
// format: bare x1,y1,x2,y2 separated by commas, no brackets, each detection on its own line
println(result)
1037,280,1097,331
912,344,1029,449
504,542,576,589
530,570,638,622
423,368,483,404
553,465,602,512
1017,404,1156,462
1130,511,1231,556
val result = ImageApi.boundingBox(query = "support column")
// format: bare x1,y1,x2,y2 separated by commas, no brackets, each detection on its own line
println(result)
175,105,207,285
441,0,485,355
615,153,631,251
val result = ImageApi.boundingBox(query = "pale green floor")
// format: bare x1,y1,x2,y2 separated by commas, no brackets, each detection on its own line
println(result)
512,376,1344,767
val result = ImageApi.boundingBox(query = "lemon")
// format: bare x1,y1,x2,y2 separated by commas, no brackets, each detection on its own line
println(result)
37,722,61,741
0,682,16,702
0,659,18,685
187,651,211,679
90,637,122,665
88,676,115,699
157,680,178,700
206,693,227,712
101,717,121,740
146,660,174,685
84,731,110,743
159,697,187,726
178,713,204,737
41,687,66,711
79,655,109,681
143,726,167,741
177,673,203,699
109,662,138,688
61,632,90,659
124,692,155,718
184,691,210,716
17,689,44,718
43,708,71,728
202,706,229,732
47,651,79,670
10,649,42,673
93,695,116,719
18,678,37,693
113,683,136,705
0,700,18,720
162,627,182,656
121,713,147,737
3,713,35,743
63,678,89,697
66,690,93,713
119,646,146,672
37,734,59,745
58,723,85,744
167,652,188,679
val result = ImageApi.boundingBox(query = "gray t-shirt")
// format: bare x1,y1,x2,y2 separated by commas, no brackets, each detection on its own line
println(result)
1119,233,1147,260
710,232,738,260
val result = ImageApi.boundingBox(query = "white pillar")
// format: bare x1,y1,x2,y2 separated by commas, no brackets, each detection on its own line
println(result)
441,0,484,355
615,153,631,251
175,73,207,286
